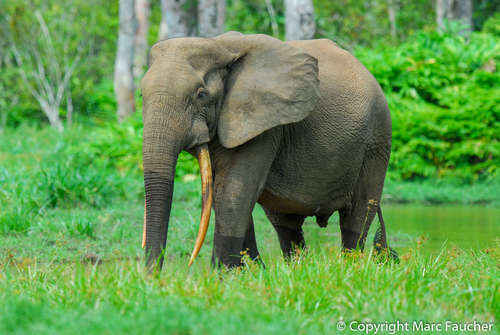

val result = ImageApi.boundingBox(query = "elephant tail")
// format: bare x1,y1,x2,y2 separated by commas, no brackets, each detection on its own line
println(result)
373,206,399,263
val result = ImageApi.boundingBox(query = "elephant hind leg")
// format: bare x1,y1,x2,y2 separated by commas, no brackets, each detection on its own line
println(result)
339,147,389,251
264,208,306,259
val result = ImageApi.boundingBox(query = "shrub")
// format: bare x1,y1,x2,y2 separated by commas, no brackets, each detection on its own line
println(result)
67,113,199,180
38,161,120,209
356,27,500,180
482,12,500,37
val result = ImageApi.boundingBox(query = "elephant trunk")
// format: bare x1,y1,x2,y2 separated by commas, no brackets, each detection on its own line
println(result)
142,102,182,269
142,102,213,269
143,151,177,270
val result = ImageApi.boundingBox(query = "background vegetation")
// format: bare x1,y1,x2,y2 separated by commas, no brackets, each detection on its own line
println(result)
1,0,499,182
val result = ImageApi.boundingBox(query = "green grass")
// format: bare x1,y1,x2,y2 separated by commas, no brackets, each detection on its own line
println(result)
1,245,498,334
1,125,499,334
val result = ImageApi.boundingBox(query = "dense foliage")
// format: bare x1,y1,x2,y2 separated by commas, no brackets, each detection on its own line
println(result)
226,0,435,48
66,25,500,181
357,24,500,180
1,1,499,181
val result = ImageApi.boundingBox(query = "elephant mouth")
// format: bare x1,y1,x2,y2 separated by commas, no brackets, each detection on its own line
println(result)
142,144,213,267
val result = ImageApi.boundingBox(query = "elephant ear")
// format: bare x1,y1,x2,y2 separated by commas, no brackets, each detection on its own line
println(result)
214,32,320,148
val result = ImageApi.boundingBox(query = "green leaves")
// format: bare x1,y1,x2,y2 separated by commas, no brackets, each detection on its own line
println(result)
357,27,500,181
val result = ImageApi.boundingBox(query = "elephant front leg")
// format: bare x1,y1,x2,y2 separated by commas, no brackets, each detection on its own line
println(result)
211,175,271,268
212,233,246,268
210,133,280,268
211,217,262,268
242,216,263,262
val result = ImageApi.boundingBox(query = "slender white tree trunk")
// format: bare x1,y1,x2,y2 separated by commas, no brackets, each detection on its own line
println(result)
158,0,168,40
285,0,315,40
436,0,473,32
40,100,64,132
66,93,73,127
198,0,225,37
387,0,397,39
134,0,150,77
114,0,138,122
159,0,196,39
436,0,447,29
8,10,83,132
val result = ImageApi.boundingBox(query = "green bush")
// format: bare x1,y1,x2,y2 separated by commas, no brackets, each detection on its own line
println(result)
356,27,500,180
67,112,199,180
66,115,144,174
1,2,499,184
0,123,144,234
0,207,33,234
0,160,135,234
63,23,500,183
0,167,43,233
74,26,499,182
38,161,120,209
483,12,500,36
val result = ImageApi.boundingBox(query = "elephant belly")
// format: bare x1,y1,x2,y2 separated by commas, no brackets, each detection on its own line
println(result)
258,189,319,216
259,134,364,218
258,169,357,218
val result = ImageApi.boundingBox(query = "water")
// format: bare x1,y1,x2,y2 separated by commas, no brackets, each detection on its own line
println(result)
256,204,500,256
282,205,500,255
382,205,500,252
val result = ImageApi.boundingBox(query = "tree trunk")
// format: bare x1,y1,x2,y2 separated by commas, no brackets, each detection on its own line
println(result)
198,0,225,37
159,0,197,39
387,0,397,39
134,0,150,77
158,0,168,40
43,104,64,132
436,0,473,32
114,0,138,122
284,0,315,41
66,93,73,127
436,0,446,29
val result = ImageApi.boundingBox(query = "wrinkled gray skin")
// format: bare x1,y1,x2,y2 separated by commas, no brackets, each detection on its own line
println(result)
141,32,392,269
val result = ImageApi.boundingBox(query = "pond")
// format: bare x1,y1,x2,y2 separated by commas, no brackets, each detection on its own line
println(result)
383,204,500,253
272,204,500,256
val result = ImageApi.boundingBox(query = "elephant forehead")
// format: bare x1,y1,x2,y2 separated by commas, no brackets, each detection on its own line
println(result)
142,55,206,99
150,38,233,71
150,38,207,57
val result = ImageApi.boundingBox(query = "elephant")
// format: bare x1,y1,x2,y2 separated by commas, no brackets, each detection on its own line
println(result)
141,31,395,270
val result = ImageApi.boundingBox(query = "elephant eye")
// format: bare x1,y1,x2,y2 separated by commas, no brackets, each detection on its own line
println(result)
197,87,209,99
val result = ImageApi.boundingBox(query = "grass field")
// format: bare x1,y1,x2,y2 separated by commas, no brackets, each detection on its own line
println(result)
1,125,499,334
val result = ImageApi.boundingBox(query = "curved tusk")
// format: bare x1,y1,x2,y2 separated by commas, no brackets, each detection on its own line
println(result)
188,144,213,267
142,200,146,249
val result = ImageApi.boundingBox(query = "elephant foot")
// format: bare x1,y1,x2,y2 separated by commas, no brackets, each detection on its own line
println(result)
211,233,244,268
212,233,264,269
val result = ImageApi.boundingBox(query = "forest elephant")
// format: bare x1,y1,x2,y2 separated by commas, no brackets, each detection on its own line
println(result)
141,31,396,269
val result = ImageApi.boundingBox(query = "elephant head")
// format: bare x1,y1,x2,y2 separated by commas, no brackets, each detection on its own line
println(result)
141,32,320,269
